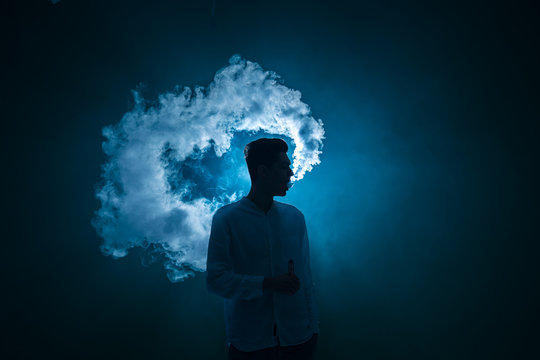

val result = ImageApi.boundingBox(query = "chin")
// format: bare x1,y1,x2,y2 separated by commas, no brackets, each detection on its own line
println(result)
274,185,288,197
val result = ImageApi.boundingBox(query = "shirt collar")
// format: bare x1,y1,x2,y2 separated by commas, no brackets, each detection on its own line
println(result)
241,196,276,216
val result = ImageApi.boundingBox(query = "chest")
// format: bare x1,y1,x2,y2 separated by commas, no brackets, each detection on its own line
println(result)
228,215,303,259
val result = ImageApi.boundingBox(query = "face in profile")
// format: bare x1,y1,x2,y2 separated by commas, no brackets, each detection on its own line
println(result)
266,152,294,196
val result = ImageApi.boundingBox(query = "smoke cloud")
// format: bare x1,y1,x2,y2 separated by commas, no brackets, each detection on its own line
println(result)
92,55,325,282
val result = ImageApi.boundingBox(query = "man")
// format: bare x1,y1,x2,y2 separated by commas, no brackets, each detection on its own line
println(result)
206,138,320,360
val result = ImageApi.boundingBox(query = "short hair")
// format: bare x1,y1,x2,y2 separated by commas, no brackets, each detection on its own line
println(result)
244,138,288,181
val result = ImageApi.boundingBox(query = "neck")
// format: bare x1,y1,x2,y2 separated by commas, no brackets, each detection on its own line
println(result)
246,186,274,213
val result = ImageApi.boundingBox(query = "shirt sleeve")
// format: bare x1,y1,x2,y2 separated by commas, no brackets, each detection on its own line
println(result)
301,214,320,333
206,211,265,300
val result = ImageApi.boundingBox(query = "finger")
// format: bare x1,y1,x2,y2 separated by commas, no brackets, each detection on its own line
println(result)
288,260,294,275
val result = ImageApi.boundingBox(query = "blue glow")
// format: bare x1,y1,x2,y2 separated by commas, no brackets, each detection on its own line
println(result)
92,55,324,282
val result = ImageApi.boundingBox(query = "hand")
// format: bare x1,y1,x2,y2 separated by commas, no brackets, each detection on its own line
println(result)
264,260,300,295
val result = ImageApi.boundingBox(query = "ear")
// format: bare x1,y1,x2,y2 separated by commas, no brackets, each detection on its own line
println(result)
257,164,269,178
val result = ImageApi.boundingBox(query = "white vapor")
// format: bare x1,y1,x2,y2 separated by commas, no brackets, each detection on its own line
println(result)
92,55,325,282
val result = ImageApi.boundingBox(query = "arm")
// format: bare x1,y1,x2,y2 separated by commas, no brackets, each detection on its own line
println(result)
206,212,265,300
302,215,320,333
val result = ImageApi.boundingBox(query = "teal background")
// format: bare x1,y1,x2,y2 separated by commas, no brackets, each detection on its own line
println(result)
6,0,538,359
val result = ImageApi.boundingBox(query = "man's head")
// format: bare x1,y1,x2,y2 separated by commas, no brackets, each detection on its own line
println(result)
244,138,293,196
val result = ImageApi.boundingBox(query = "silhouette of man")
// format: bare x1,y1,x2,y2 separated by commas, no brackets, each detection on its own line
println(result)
207,138,319,360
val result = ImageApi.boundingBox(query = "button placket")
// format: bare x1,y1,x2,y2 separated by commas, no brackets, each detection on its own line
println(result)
266,213,279,340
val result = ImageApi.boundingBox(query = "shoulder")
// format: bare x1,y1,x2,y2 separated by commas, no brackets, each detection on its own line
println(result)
274,200,305,221
213,199,243,222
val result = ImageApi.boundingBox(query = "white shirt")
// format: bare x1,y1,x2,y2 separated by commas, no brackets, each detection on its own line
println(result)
206,196,320,352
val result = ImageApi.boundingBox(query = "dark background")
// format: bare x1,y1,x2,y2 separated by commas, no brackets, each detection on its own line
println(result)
5,0,539,359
